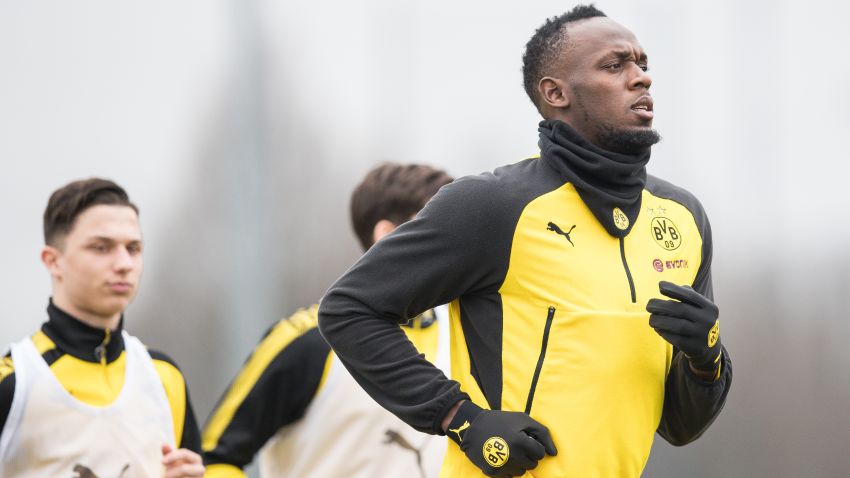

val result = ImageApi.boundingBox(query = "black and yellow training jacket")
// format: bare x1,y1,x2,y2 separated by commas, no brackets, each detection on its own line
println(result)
0,301,201,452
318,120,732,477
201,305,330,476
201,305,444,477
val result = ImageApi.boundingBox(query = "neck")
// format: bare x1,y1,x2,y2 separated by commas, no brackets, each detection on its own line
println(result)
51,293,122,331
537,119,650,237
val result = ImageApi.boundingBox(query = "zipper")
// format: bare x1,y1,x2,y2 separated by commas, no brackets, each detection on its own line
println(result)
94,328,111,365
619,237,637,303
525,306,556,415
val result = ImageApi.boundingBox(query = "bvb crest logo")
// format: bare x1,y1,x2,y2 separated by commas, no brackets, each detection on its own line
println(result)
483,437,510,468
650,217,682,251
708,320,720,347
613,208,629,230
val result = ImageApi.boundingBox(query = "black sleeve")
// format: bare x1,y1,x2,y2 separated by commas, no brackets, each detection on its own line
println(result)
657,210,733,445
202,324,331,469
0,354,14,436
181,388,202,453
318,175,509,435
658,346,732,445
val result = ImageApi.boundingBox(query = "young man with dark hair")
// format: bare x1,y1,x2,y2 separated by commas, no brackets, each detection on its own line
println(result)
0,178,204,477
202,163,453,478
319,5,731,477
350,163,455,250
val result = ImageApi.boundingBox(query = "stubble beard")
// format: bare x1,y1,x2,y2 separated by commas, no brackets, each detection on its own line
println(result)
571,88,662,155
596,123,662,155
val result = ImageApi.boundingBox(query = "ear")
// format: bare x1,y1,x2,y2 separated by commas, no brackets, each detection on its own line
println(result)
538,77,571,109
41,245,62,280
372,219,398,244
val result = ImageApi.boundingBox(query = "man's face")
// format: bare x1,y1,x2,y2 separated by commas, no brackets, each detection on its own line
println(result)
555,17,659,153
46,205,143,321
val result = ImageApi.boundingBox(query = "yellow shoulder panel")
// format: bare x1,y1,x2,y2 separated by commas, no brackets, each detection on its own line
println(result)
202,304,319,452
2,331,56,383
152,358,187,447
30,330,56,355
0,356,13,383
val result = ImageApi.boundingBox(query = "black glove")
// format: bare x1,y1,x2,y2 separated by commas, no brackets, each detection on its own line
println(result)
646,281,722,372
445,401,556,477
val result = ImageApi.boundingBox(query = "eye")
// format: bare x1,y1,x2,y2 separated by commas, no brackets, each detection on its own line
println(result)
89,243,110,253
607,62,623,71
639,63,649,72
127,244,143,255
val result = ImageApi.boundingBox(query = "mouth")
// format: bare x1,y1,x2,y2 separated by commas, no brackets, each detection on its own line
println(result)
108,282,134,294
630,96,654,121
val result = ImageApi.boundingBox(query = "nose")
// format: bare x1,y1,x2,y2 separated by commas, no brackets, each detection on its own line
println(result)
629,66,652,91
113,246,135,273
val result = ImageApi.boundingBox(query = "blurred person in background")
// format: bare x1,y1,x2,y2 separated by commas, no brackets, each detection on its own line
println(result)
202,163,453,478
0,178,204,478
318,5,731,477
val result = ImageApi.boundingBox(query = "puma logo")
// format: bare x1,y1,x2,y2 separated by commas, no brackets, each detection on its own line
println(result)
72,463,129,478
384,429,426,478
547,222,575,246
448,420,470,442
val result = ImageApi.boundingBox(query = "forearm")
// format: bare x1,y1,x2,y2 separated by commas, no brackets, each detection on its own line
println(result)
688,360,721,382
203,321,329,467
441,399,466,432
318,302,468,434
318,177,507,434
657,347,732,446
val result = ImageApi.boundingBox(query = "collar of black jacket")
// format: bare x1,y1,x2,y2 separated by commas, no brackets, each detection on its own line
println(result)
42,299,125,363
538,119,650,237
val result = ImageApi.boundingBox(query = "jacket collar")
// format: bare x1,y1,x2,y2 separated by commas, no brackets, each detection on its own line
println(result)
538,119,650,237
42,299,125,363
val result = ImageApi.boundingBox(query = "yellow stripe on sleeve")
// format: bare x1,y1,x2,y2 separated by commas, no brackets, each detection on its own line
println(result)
713,350,723,381
202,305,319,452
204,463,247,478
316,349,334,397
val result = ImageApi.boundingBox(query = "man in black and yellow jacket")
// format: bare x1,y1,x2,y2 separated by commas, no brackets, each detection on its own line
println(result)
318,6,731,478
202,163,454,478
0,178,203,477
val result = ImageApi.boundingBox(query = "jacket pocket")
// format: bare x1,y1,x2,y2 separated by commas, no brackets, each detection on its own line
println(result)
525,306,556,414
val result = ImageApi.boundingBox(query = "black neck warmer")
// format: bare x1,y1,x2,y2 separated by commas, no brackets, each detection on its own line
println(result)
538,119,650,237
43,299,125,363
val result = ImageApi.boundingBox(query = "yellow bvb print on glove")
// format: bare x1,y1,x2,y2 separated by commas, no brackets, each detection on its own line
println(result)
446,401,557,477
646,281,722,373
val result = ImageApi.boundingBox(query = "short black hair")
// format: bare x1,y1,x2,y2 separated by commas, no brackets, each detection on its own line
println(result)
44,178,138,247
522,4,607,112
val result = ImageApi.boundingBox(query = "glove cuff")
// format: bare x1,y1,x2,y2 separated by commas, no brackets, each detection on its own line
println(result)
445,400,483,446
689,340,723,372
